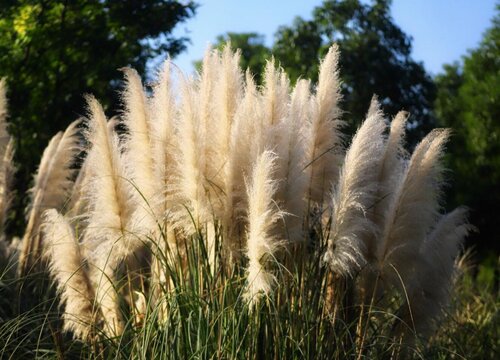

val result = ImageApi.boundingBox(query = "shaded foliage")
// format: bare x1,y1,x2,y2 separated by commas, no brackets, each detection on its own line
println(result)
435,5,500,255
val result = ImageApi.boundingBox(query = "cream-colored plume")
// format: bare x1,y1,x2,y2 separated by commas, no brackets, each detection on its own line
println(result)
0,140,14,236
366,111,408,256
68,117,118,221
304,45,343,207
148,60,180,318
210,46,245,255
19,119,80,276
277,79,311,243
175,76,208,230
84,97,134,257
28,120,80,213
375,129,450,287
121,68,157,237
175,49,221,235
0,79,14,260
395,207,470,339
223,71,261,256
262,58,290,126
213,45,243,207
43,209,97,340
324,99,387,276
83,97,131,337
245,150,283,305
260,58,290,153
149,59,178,229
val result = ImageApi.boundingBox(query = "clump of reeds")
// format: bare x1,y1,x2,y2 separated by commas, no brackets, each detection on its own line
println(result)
7,44,470,352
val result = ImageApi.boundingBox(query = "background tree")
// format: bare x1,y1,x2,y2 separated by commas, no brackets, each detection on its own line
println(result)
0,0,197,233
435,5,500,254
207,0,435,142
277,0,436,140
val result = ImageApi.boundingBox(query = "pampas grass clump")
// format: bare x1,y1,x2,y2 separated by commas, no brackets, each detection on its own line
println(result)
0,45,475,358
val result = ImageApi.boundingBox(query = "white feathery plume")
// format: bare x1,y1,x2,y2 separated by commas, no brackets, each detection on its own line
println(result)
90,241,123,338
277,79,311,243
26,134,63,214
223,71,260,255
0,80,14,260
304,45,344,207
409,207,470,335
394,207,470,339
195,49,223,262
67,155,89,220
173,60,218,270
324,99,387,276
375,129,450,286
262,58,290,127
307,46,343,189
31,120,80,212
260,58,290,153
245,150,284,305
0,80,14,229
121,68,157,237
120,70,159,323
83,96,131,337
149,59,177,228
215,44,243,136
214,44,243,172
43,209,97,340
366,111,408,257
198,47,219,183
358,111,408,299
68,117,118,220
196,48,228,227
84,98,134,256
213,45,243,208
19,120,81,276
379,112,408,189
148,60,179,319
175,74,209,232
175,49,221,236
0,139,14,235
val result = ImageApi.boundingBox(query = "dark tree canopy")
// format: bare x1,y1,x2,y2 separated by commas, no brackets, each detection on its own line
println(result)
207,0,436,143
275,0,436,140
0,0,197,232
435,5,500,254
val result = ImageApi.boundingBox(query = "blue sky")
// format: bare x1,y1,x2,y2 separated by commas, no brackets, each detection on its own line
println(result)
170,0,497,76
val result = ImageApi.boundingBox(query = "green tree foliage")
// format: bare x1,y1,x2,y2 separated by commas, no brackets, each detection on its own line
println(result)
276,0,436,138
209,0,435,142
0,0,196,232
435,6,500,253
